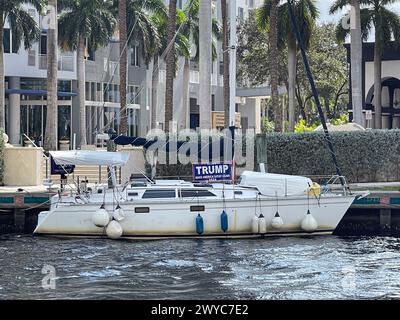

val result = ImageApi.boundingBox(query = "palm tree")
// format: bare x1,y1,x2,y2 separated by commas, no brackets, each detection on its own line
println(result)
150,8,188,130
58,0,115,146
257,0,318,132
269,0,280,132
330,0,363,127
352,0,363,127
181,0,221,130
221,0,229,129
165,0,177,133
0,0,44,132
44,0,58,151
199,0,212,130
332,0,400,129
122,0,166,133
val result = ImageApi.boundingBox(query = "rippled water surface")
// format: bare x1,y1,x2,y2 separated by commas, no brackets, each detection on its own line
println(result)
1,235,400,299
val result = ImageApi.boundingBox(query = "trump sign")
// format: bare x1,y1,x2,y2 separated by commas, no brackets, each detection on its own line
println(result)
192,163,233,182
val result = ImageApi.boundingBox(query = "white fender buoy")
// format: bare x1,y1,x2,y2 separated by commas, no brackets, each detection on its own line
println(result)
301,210,318,232
271,212,284,229
113,205,126,221
92,205,110,227
252,215,259,233
106,220,123,239
258,214,267,234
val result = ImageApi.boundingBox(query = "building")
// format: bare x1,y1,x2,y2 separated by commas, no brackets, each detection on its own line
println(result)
346,42,400,129
4,1,264,150
4,5,149,149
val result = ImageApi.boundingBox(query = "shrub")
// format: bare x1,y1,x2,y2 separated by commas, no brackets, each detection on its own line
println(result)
255,130,400,183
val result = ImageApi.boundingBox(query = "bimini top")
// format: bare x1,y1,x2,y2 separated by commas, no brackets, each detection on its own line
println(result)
49,150,130,166
239,171,312,196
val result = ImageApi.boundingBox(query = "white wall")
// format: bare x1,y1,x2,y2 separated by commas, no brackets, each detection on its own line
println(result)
365,60,400,100
4,4,76,81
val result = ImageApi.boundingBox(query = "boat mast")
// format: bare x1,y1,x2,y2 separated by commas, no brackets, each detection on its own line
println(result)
287,0,347,190
229,0,237,128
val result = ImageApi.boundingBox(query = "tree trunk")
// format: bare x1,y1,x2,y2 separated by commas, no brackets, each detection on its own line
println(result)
199,0,212,130
119,0,128,135
164,0,177,133
222,0,230,129
0,24,5,131
350,0,364,127
44,0,58,151
374,38,382,129
151,54,159,129
287,35,296,132
77,35,87,146
269,0,281,132
182,57,190,129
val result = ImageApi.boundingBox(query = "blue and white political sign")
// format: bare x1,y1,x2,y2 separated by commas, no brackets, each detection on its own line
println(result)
192,163,233,181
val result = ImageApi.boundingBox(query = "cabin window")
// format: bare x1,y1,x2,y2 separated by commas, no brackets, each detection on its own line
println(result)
234,191,243,195
135,207,150,213
180,190,216,198
142,189,176,199
128,192,139,197
190,205,205,212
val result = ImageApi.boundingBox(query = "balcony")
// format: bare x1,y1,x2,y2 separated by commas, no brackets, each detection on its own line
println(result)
38,54,74,72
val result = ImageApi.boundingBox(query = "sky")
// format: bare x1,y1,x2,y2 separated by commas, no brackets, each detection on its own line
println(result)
317,0,400,23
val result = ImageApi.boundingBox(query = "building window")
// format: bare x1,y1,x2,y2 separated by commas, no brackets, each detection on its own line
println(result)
238,7,244,20
91,82,96,101
131,45,140,67
40,34,47,54
87,45,95,61
142,189,176,199
97,83,102,101
211,94,215,111
3,29,10,53
249,0,254,8
128,85,139,104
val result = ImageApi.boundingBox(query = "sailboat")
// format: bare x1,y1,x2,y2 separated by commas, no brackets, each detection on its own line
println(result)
33,0,367,240
33,149,360,239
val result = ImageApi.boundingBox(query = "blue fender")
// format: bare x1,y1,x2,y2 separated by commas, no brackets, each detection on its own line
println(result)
220,210,228,232
196,214,204,235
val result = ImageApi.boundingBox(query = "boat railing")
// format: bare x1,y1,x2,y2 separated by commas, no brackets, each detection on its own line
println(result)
323,175,350,195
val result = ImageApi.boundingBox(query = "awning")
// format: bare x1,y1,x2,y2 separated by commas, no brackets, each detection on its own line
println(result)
5,89,77,97
49,150,129,166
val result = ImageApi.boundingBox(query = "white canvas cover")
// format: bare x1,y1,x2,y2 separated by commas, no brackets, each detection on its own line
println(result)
50,150,129,166
239,171,312,196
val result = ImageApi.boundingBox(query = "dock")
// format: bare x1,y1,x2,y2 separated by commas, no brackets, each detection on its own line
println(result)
0,186,55,234
1,183,400,236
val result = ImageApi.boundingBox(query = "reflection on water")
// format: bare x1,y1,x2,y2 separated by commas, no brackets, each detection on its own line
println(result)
0,235,400,299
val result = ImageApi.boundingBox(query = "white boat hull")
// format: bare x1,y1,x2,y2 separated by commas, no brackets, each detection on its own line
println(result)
34,195,355,239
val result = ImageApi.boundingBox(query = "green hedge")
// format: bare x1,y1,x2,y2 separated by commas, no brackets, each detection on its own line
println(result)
256,130,400,183
0,131,4,185
147,130,400,183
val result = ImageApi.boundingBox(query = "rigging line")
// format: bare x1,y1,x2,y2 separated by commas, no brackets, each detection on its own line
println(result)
99,0,197,133
287,0,346,190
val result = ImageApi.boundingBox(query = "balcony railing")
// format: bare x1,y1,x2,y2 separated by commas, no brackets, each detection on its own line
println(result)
38,54,74,72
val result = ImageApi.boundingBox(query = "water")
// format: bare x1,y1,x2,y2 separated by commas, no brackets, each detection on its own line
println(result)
1,235,400,300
